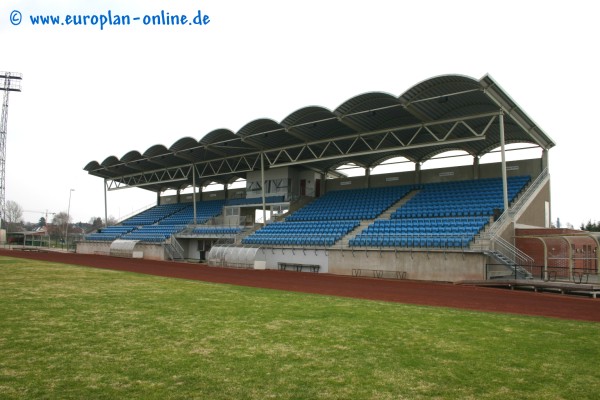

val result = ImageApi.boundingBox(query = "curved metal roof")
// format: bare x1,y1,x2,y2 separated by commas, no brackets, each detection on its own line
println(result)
85,74,555,193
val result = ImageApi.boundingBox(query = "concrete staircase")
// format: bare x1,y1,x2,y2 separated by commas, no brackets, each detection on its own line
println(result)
336,189,421,248
378,190,420,219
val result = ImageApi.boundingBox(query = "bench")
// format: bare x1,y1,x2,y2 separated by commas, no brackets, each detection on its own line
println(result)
278,262,320,273
18,246,47,253
352,268,407,280
572,272,591,284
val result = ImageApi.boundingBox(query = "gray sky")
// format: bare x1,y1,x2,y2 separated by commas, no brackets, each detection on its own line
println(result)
1,0,598,227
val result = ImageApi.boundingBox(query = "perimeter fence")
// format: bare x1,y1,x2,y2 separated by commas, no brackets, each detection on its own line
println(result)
486,264,598,283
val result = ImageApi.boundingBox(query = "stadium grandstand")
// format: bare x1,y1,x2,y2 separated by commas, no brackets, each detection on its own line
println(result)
80,74,592,283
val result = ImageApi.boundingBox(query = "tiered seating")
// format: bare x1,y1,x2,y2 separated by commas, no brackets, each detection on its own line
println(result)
241,185,411,247
349,217,489,248
392,176,530,219
85,225,137,241
192,226,242,235
120,225,186,242
159,199,225,225
350,176,531,249
85,200,226,243
225,195,285,206
121,203,189,226
287,186,412,221
242,220,360,246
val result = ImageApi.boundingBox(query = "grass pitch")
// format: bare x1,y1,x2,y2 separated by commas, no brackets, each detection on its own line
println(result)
0,256,599,399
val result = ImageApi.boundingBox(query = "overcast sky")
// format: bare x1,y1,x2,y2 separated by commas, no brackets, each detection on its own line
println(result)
1,0,598,228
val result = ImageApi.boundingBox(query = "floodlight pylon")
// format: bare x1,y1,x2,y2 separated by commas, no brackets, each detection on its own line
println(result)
0,71,22,231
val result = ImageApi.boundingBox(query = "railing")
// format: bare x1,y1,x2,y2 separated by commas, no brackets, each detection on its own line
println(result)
212,237,235,246
348,233,476,250
242,233,478,251
116,202,156,224
490,235,534,268
486,264,599,283
480,169,548,271
486,168,549,238
164,237,185,260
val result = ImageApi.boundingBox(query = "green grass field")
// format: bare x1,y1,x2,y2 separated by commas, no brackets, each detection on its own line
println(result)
1,256,599,399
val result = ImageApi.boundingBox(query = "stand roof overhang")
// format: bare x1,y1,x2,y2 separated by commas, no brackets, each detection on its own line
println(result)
84,74,556,193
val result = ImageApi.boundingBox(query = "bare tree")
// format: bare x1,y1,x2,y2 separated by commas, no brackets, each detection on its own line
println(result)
50,212,70,241
6,200,24,232
88,217,103,231
88,216,118,231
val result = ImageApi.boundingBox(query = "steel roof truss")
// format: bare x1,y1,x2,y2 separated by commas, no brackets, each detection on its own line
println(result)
107,165,192,191
375,132,393,150
406,126,424,146
388,131,407,147
467,115,497,137
273,136,486,168
233,155,257,173
103,112,501,190
346,136,361,154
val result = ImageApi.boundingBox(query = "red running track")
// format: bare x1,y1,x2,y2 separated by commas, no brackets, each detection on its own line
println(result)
1,249,599,322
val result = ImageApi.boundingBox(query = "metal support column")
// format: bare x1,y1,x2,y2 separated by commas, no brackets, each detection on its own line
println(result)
563,236,575,279
542,148,549,170
192,165,197,225
539,238,548,281
415,162,421,185
499,112,509,211
261,152,267,226
542,148,551,227
104,179,108,228
473,155,480,180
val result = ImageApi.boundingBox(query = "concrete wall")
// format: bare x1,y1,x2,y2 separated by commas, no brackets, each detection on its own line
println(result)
180,238,200,260
77,241,166,260
201,190,225,201
515,180,550,228
479,158,543,180
161,195,179,205
160,191,226,204
77,240,486,281
324,176,368,192
498,221,515,246
135,244,167,260
246,167,291,199
369,173,416,188
77,241,111,255
321,158,541,194
256,247,329,272
160,187,248,205
327,249,488,282
296,169,320,197
228,188,246,199
420,164,475,185
179,193,196,203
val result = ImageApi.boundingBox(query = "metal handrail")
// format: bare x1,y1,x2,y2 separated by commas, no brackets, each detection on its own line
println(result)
481,169,548,270
492,235,534,267
486,168,549,238
116,202,156,224
165,236,185,260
